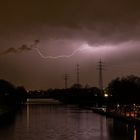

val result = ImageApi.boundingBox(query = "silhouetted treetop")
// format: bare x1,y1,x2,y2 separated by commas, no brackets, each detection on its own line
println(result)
108,75,140,104
0,79,27,104
0,79,16,95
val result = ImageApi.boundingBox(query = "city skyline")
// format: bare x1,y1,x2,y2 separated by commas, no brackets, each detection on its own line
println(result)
0,0,140,89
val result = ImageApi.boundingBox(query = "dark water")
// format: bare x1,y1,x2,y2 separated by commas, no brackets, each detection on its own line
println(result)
0,99,138,140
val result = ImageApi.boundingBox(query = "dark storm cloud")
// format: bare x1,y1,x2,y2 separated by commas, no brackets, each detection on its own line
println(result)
40,0,140,44
1,1,140,40
0,40,40,55
19,45,32,52
29,0,140,46
30,40,40,47
0,45,31,55
0,0,140,46
1,47,17,54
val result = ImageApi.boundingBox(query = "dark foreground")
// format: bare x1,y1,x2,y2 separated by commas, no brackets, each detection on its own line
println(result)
0,99,139,140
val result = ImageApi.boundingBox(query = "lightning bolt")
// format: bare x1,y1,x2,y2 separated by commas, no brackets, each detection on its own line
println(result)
35,46,89,59
0,40,92,59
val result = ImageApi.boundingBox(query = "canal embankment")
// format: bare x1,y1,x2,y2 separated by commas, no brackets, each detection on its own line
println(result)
91,107,140,125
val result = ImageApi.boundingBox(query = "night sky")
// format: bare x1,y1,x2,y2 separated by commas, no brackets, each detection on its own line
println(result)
0,0,140,89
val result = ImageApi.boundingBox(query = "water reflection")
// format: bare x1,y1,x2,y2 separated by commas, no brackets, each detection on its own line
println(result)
134,126,136,140
106,118,140,140
25,101,109,140
0,99,139,140
26,103,30,129
136,125,140,140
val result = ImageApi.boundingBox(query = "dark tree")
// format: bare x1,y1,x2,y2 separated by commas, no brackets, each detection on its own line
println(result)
108,75,140,104
0,79,27,105
16,86,27,103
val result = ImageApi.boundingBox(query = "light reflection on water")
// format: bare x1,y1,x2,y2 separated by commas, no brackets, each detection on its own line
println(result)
0,99,138,140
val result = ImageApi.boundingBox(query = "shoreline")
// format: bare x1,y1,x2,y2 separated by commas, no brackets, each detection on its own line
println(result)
91,107,140,125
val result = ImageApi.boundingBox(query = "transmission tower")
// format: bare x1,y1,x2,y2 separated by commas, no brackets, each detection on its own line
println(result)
97,59,104,94
64,73,69,89
76,64,80,85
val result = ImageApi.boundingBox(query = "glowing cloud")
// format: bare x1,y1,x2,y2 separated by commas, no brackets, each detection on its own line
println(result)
0,39,118,60
35,43,117,59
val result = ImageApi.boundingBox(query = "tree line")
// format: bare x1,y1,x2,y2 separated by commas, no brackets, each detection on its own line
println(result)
1,74,140,106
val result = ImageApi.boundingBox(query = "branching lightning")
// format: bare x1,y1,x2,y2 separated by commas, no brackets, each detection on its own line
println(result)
0,39,94,59
35,46,89,59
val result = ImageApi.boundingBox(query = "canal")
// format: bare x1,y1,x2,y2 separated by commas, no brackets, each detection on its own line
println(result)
0,99,138,140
